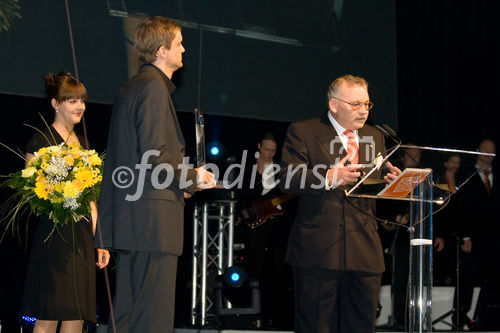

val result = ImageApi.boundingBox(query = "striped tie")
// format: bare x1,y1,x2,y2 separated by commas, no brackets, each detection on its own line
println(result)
344,130,359,164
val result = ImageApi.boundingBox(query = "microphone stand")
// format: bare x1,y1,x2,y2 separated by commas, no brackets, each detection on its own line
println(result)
431,234,460,330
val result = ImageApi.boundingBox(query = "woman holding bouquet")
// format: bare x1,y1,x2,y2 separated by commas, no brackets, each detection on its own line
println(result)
21,72,109,333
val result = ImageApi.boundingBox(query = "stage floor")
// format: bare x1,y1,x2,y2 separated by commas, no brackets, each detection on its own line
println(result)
174,328,492,333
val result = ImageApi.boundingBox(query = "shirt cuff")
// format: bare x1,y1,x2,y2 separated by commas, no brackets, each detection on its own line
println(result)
325,169,333,190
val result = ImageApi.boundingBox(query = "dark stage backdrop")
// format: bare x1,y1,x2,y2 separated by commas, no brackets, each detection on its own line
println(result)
0,93,291,179
0,0,397,126
396,0,500,150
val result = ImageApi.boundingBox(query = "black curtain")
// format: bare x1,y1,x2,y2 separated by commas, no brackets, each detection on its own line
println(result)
396,0,500,149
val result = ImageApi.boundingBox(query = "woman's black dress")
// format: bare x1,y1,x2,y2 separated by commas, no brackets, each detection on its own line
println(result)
20,126,96,322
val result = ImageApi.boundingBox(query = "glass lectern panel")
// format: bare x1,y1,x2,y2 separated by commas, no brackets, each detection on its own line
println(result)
345,144,494,333
346,144,492,204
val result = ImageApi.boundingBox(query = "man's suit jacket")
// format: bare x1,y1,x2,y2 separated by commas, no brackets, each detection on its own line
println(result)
279,114,386,273
457,165,499,239
97,64,197,254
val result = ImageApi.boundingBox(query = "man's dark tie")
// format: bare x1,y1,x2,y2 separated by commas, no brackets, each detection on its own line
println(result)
483,169,492,194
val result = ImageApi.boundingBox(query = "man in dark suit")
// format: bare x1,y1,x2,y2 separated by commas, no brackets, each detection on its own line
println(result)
279,75,399,332
452,139,498,330
97,17,214,333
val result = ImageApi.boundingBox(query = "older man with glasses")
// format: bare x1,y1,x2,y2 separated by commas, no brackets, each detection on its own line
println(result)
279,74,399,333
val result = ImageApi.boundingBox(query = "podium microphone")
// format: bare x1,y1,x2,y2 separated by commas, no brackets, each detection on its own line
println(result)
374,124,401,146
381,124,402,144
374,124,391,139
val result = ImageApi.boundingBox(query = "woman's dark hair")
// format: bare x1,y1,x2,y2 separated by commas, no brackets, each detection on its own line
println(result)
43,71,87,103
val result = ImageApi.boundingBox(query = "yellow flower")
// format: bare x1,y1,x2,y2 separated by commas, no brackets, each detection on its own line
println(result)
37,147,48,156
71,179,86,192
52,182,65,194
41,151,51,161
36,173,46,183
34,182,50,200
68,142,80,150
88,154,102,166
21,167,37,178
27,157,37,167
49,146,61,154
63,181,79,198
68,146,82,160
41,162,49,171
74,169,93,183
64,155,74,166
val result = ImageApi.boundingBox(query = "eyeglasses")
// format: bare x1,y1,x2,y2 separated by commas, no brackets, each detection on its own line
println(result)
333,97,374,111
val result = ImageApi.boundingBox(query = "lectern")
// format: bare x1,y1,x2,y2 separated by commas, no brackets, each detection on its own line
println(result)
346,144,494,333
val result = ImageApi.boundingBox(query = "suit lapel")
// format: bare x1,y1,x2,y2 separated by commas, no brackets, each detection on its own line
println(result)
357,127,370,165
317,114,346,165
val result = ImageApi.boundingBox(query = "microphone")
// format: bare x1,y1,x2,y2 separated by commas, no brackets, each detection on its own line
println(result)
374,124,391,139
380,124,424,169
381,124,402,144
373,124,402,172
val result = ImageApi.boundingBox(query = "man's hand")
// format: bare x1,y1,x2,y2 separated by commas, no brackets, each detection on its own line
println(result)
96,249,110,269
434,237,445,252
256,153,272,174
395,213,409,225
196,167,216,190
327,155,363,188
384,161,401,183
461,238,472,253
184,192,193,199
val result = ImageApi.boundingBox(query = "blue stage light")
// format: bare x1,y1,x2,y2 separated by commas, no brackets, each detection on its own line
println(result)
22,316,37,323
210,146,220,156
231,272,240,282
207,141,224,160
223,265,247,288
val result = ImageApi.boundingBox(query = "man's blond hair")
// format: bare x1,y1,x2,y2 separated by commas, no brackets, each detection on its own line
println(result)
326,75,368,103
134,16,181,64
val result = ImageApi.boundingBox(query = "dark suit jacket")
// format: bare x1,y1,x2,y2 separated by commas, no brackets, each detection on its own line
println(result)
456,165,499,239
97,64,197,254
279,114,386,273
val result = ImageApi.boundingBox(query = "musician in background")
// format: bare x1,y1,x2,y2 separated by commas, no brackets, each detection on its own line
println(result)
236,132,296,329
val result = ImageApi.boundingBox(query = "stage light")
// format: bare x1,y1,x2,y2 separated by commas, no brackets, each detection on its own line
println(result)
215,265,261,318
21,315,37,331
207,141,225,160
210,146,220,156
223,265,247,288
231,272,240,282
21,315,36,323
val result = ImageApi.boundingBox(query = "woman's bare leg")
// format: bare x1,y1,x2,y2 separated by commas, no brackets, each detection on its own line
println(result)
33,320,58,333
60,320,83,333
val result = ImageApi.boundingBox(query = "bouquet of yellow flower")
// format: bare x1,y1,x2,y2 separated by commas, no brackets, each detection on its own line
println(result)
3,142,103,227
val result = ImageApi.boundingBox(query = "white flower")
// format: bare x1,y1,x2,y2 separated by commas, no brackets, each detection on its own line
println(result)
63,197,80,211
45,156,71,185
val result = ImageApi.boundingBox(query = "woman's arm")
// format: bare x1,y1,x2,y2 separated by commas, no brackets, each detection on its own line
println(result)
90,201,97,236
